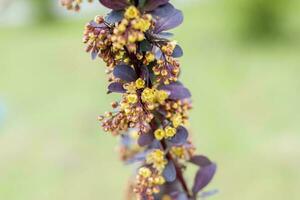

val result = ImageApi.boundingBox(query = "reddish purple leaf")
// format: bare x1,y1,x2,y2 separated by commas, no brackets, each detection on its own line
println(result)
190,155,212,167
91,50,98,60
138,132,154,147
143,0,169,11
105,10,124,24
176,193,189,200
172,45,183,58
151,3,184,33
192,163,217,195
163,160,176,182
159,82,191,100
99,0,130,10
113,64,137,82
168,126,188,145
107,82,126,93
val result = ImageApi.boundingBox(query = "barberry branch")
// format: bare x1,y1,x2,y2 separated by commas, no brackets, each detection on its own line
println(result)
61,0,217,199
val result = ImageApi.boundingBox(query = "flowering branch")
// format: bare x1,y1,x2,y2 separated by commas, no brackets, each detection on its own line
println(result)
61,0,217,199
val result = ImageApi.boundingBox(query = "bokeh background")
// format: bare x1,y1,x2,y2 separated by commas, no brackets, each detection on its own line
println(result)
1,0,300,199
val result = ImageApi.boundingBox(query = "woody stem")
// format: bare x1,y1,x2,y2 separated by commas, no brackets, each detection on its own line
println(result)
161,140,192,198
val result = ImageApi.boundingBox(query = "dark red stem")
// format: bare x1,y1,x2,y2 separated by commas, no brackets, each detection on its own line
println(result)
161,140,192,198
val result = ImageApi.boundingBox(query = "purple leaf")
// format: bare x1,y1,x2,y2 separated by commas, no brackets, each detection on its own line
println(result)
163,160,176,182
155,32,174,39
91,49,98,60
121,134,132,148
113,64,137,82
153,46,163,59
168,126,188,145
200,189,219,199
105,10,124,24
151,3,184,33
107,82,126,94
190,155,212,167
192,163,217,195
125,151,149,164
99,0,130,10
159,82,191,100
172,45,183,58
138,132,154,147
143,0,169,12
176,193,189,200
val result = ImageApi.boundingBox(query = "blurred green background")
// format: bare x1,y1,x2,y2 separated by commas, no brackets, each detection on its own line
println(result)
0,0,300,199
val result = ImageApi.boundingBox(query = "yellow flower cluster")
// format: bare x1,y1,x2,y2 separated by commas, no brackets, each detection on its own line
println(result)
162,100,192,128
141,88,169,104
154,126,177,140
153,57,180,85
146,149,167,173
83,16,126,67
161,41,177,56
134,167,166,199
112,6,152,53
121,79,169,113
134,150,168,198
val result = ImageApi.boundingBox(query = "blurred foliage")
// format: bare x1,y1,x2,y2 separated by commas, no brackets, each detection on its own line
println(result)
234,0,291,40
0,1,300,200
30,0,55,23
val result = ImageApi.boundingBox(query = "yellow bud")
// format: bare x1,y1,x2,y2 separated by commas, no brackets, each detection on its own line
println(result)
128,33,137,43
117,24,126,33
161,69,168,76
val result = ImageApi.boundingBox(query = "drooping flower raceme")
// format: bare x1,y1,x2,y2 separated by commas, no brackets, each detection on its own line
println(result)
61,0,217,199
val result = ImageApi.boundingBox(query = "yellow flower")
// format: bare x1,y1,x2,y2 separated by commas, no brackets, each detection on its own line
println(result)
127,94,138,104
135,78,145,89
171,146,185,159
123,82,136,93
146,149,167,172
156,90,169,104
138,167,152,178
132,18,151,32
154,175,165,185
145,52,155,63
124,6,139,19
154,129,165,140
141,88,156,103
171,114,182,128
165,126,176,138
